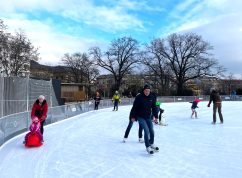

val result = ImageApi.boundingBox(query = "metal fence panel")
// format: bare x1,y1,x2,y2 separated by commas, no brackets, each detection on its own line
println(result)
28,78,51,110
0,77,59,117
50,106,66,123
0,118,4,144
2,112,29,141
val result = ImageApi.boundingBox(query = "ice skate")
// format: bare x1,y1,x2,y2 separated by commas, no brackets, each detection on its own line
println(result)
139,138,144,143
146,147,154,154
123,138,127,143
150,144,159,152
154,119,158,124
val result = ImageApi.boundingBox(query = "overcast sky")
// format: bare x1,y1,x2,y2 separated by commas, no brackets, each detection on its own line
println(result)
0,0,241,77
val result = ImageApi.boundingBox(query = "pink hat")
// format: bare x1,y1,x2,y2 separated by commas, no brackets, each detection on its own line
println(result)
195,99,201,103
32,116,39,123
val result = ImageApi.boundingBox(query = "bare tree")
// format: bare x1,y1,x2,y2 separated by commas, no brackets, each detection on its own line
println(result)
9,31,39,76
80,53,99,97
61,52,99,96
140,40,173,95
89,36,139,91
148,33,225,95
0,19,9,76
61,53,85,83
221,72,234,94
0,22,39,77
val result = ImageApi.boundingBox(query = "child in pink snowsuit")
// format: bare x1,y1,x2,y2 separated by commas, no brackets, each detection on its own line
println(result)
25,116,43,143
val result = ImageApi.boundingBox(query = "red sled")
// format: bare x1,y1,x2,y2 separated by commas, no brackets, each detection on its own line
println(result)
25,133,43,147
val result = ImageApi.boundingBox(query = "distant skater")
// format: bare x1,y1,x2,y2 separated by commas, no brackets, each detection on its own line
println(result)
207,88,223,124
190,99,200,119
94,92,101,110
112,91,121,111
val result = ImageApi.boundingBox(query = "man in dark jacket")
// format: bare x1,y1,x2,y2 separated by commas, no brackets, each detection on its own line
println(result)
130,84,159,154
207,88,223,124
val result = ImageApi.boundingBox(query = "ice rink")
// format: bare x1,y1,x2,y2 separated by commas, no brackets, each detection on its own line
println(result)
1,101,242,178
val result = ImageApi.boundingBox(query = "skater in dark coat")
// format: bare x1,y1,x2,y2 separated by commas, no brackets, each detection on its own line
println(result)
207,88,223,124
130,84,159,154
31,95,48,138
123,96,143,143
94,92,101,110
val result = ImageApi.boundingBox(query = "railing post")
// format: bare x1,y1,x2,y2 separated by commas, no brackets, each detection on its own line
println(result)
50,78,53,108
0,99,2,118
1,78,3,118
26,77,29,112
26,77,30,128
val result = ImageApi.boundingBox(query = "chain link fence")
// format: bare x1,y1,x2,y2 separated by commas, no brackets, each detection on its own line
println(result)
0,77,59,118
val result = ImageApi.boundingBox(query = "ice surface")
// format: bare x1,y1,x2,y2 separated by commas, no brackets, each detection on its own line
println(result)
0,101,242,178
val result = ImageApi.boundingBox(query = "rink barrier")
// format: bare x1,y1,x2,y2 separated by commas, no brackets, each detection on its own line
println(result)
0,95,241,146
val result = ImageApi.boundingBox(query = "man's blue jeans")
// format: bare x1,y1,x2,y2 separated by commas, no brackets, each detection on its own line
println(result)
138,117,154,148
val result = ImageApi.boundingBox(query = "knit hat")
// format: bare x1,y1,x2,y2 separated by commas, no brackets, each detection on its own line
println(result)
38,95,45,100
32,116,39,123
143,84,150,90
156,101,161,106
195,99,201,103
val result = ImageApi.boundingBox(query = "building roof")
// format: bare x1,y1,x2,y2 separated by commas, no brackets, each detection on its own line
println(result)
30,60,70,73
